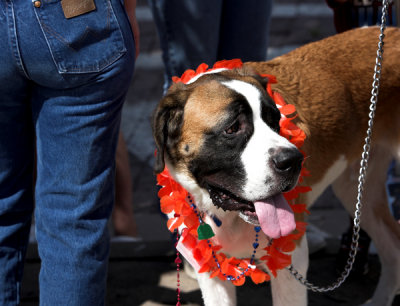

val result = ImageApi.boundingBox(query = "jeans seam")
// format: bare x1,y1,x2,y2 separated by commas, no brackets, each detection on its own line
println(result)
160,2,176,84
15,234,24,305
107,0,111,30
40,22,76,51
33,5,64,73
6,1,30,80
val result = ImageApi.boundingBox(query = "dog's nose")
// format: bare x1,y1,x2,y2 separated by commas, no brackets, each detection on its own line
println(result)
272,148,304,173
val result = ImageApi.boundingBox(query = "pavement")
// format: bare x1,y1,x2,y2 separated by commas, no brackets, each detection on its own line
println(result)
21,0,400,305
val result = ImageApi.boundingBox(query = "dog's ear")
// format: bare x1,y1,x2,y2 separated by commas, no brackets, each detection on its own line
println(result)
152,83,189,174
252,74,269,91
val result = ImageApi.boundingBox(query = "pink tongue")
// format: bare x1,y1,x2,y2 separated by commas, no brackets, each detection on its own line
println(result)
254,194,296,239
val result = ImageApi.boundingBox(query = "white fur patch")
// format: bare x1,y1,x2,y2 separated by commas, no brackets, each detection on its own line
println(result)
186,68,228,85
222,80,296,201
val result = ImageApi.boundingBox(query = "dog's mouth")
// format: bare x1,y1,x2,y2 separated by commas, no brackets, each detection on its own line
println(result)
207,185,255,212
206,184,296,239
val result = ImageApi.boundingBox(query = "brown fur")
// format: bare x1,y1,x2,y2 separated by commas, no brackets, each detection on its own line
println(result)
244,27,400,186
181,81,234,158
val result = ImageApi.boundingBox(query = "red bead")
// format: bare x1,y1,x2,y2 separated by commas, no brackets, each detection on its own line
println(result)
175,257,182,264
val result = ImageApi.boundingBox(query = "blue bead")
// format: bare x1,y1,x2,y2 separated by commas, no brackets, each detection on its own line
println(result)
212,215,222,227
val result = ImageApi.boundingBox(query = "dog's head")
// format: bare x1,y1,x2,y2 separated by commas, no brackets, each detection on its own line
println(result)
152,68,303,238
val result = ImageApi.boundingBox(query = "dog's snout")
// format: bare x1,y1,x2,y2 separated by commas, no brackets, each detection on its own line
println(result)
272,148,304,173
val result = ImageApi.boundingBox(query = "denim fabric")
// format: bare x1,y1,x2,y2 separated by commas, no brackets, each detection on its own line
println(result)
0,0,135,305
34,0,127,74
148,0,273,92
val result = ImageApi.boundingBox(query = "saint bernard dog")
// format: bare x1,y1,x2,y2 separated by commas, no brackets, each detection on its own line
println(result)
152,27,400,306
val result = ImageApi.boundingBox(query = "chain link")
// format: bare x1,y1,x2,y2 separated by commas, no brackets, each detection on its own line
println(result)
286,0,389,292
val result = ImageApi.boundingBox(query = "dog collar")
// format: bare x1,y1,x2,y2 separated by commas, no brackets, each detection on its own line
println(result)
157,59,311,286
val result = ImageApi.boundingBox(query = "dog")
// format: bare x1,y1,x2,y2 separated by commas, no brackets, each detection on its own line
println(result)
152,27,400,306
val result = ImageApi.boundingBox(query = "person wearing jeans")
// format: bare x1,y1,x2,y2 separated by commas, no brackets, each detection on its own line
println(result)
147,0,273,93
0,0,138,304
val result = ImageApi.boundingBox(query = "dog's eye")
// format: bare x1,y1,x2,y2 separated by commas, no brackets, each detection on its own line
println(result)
225,120,241,135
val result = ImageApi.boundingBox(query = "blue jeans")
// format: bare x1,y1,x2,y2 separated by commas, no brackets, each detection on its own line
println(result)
148,0,273,91
0,0,135,305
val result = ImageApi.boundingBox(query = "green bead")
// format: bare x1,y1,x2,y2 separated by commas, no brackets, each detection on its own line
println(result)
197,223,215,240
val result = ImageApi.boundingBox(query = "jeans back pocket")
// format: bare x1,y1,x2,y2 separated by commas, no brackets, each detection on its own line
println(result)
35,0,127,74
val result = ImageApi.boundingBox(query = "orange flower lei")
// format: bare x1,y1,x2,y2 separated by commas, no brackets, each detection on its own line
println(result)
157,59,311,286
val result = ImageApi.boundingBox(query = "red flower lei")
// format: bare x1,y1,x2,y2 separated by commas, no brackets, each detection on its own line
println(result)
157,59,311,286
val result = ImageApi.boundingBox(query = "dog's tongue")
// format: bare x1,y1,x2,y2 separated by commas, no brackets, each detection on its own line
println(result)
254,194,296,239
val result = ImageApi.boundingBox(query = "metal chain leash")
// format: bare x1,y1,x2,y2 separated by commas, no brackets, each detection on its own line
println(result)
286,0,389,292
